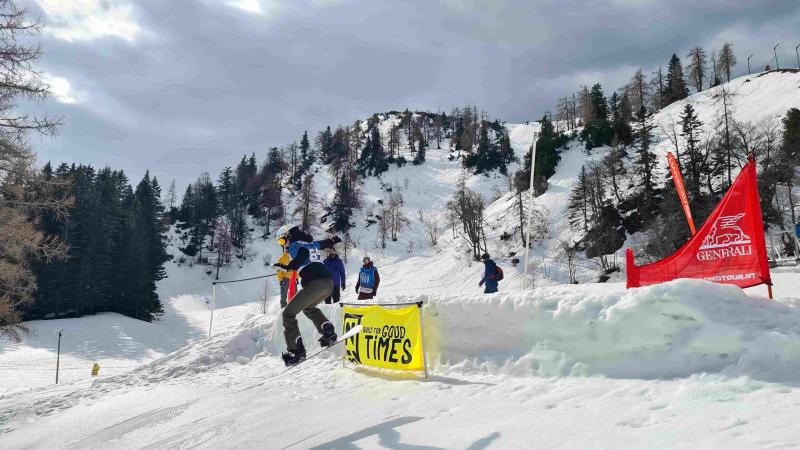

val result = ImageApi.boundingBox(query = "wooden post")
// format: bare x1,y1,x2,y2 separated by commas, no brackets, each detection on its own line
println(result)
767,283,774,300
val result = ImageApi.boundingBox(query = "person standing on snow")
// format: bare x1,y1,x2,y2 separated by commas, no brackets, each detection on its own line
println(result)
355,256,380,300
479,253,499,294
275,236,293,308
271,226,342,365
323,248,346,304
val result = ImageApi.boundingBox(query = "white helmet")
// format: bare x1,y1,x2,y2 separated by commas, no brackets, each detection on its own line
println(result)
275,223,296,239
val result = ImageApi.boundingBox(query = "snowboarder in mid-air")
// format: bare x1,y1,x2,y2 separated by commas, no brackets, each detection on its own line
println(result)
479,253,500,294
272,225,342,366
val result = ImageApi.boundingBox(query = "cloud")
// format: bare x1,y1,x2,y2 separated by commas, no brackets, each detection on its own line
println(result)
42,73,85,104
224,0,266,15
29,0,800,189
35,0,142,43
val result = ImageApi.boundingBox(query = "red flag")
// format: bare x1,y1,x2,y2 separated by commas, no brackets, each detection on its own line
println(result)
627,159,771,289
667,152,696,235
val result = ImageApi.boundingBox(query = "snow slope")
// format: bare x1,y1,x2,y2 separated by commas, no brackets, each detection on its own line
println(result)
2,279,800,448
653,70,800,150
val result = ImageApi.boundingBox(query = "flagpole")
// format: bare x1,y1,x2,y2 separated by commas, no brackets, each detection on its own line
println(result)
523,132,538,291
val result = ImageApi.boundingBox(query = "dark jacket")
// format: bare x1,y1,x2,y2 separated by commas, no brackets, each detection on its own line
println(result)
323,255,346,287
479,259,499,293
274,236,341,286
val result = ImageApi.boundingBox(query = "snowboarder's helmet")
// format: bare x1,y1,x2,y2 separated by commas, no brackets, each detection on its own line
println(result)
275,223,295,238
481,253,490,261
362,256,371,264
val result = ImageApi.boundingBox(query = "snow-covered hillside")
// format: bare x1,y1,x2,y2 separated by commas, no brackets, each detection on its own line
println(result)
654,70,800,148
2,70,800,448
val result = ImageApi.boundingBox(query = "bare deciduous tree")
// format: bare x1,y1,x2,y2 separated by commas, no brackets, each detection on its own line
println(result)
686,46,707,92
1,0,69,341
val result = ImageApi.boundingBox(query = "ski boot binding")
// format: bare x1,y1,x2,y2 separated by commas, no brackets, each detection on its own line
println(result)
281,339,306,366
318,323,338,347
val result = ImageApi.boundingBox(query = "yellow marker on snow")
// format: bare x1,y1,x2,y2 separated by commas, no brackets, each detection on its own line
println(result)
91,363,100,377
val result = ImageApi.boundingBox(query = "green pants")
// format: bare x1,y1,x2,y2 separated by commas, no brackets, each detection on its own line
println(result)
283,278,334,352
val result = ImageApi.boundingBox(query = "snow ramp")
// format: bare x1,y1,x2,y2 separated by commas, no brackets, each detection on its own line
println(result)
414,279,800,383
103,279,800,388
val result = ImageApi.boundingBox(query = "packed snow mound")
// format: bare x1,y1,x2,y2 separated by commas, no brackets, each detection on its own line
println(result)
411,279,800,382
110,279,800,387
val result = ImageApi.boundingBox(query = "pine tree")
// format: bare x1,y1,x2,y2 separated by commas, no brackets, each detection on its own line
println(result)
581,83,613,150
680,103,704,199
317,126,334,163
496,130,515,175
666,54,689,103
300,131,313,170
331,175,355,232
357,125,389,176
217,166,235,218
610,92,633,145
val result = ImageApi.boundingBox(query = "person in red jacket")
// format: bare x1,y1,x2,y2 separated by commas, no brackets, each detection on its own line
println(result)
354,257,380,300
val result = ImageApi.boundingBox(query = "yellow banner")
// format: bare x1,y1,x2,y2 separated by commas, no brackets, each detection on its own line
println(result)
343,305,425,372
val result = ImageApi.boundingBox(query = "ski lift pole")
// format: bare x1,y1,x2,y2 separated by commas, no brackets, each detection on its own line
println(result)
55,330,62,384
523,132,539,290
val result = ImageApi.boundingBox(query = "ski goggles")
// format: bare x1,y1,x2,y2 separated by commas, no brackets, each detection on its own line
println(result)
277,236,287,247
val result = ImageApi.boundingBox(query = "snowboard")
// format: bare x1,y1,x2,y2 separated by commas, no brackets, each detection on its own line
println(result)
279,324,362,374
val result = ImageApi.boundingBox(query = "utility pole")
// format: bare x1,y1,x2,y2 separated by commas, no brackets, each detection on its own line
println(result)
523,131,539,291
747,54,753,75
774,43,780,70
55,330,62,384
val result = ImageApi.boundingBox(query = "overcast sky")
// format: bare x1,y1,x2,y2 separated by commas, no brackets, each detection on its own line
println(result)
23,0,800,189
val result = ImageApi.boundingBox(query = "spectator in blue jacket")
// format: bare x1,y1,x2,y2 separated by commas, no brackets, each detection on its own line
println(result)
478,253,499,294
323,248,346,304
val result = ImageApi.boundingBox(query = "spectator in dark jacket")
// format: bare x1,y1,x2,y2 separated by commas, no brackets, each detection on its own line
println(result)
355,257,380,300
479,253,499,294
322,249,346,304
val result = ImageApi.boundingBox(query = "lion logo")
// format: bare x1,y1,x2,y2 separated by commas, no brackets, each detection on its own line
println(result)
700,213,751,249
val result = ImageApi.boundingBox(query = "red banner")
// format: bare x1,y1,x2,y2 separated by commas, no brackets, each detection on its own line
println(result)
667,152,696,235
627,159,771,289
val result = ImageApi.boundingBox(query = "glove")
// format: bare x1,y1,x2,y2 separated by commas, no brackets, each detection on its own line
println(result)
341,285,346,292
355,286,359,294
331,236,342,244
